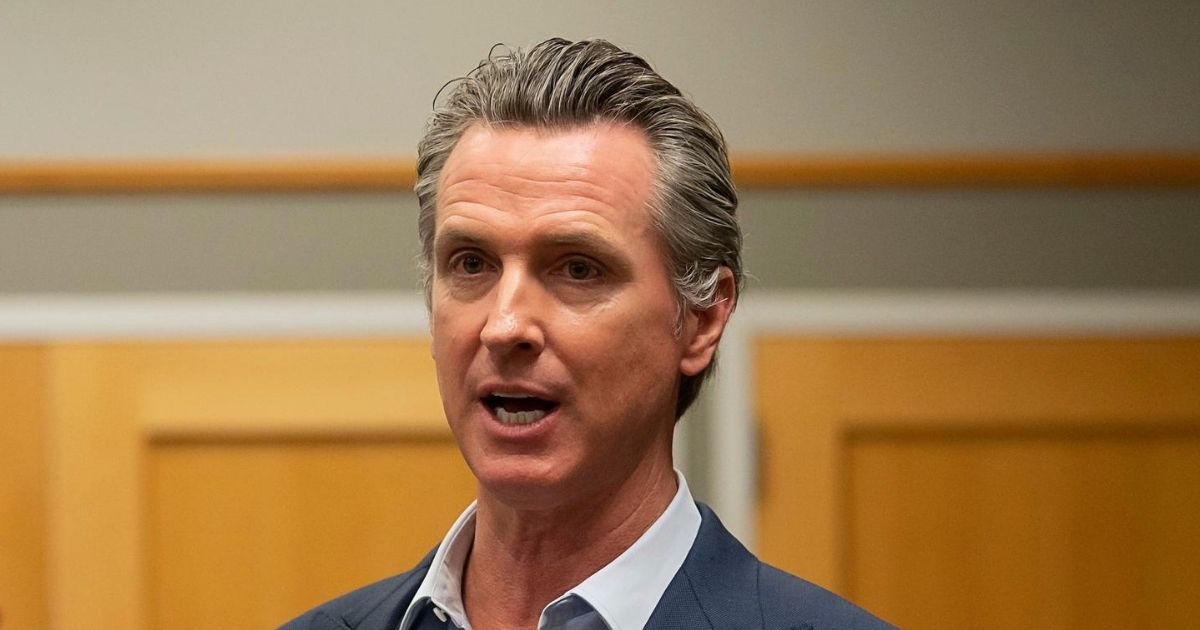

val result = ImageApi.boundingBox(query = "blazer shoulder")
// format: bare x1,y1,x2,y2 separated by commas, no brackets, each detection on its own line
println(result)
757,562,897,630
278,551,434,630
685,504,894,630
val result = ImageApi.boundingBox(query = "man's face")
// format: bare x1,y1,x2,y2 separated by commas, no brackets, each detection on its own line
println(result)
429,122,688,508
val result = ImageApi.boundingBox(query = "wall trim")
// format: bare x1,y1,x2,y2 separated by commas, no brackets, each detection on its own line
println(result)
0,292,429,340
731,153,1200,188
3,290,1197,341
735,290,1200,334
0,158,417,194
2,152,1198,193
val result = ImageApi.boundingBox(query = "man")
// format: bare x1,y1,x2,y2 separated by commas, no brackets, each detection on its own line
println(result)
282,38,892,630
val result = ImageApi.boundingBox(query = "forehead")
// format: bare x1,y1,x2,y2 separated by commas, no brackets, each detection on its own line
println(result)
435,122,658,231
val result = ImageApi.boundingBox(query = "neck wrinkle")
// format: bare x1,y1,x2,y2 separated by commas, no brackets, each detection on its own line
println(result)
463,449,678,630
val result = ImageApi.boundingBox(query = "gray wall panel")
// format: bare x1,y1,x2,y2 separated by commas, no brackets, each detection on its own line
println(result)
0,193,421,293
739,189,1200,290
4,189,1197,294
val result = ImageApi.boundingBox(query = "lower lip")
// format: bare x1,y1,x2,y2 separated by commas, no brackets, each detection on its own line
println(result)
480,401,560,440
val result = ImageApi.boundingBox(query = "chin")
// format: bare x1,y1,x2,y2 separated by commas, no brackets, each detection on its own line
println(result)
469,456,586,510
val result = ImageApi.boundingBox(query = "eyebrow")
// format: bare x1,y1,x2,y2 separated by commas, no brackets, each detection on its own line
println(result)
433,226,492,256
536,231,623,258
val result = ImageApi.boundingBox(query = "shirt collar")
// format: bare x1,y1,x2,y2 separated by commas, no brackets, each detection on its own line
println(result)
550,472,701,630
398,471,701,630
399,501,477,629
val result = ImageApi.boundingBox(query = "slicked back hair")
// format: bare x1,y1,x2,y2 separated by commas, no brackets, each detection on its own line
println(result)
415,38,743,419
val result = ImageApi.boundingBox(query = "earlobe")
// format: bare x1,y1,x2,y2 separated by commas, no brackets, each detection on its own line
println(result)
679,267,736,376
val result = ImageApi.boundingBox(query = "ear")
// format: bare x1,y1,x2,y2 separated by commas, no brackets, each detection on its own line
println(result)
427,300,438,361
679,267,736,376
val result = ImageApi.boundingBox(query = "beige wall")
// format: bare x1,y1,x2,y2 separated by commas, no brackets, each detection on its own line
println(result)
2,1,1198,158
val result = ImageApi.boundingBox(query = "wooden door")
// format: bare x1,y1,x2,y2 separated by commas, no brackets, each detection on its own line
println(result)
43,339,474,630
0,346,49,630
756,337,1200,630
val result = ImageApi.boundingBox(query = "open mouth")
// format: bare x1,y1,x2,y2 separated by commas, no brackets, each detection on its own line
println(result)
483,393,559,425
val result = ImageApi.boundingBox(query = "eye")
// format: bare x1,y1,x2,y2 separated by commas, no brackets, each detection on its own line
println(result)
564,258,599,281
450,252,489,275
462,255,484,274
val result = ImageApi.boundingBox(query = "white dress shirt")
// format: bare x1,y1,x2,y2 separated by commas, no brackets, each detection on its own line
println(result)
398,471,702,630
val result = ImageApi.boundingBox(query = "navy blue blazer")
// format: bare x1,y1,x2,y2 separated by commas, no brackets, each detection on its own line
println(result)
279,503,894,630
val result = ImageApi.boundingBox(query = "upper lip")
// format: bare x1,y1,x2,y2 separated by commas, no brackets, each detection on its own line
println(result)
478,380,560,401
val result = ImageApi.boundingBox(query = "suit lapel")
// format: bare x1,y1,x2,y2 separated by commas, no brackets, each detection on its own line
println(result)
335,548,436,630
644,503,763,630
642,566,715,630
310,610,355,630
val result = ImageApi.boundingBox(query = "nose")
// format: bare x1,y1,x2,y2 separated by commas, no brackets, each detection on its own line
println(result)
480,266,545,357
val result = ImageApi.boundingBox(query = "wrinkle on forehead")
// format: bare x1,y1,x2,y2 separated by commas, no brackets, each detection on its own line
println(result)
436,122,656,222
442,176,625,212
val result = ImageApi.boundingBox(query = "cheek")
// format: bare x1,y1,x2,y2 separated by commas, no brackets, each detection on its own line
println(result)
564,306,681,392
431,298,480,346
430,315,475,393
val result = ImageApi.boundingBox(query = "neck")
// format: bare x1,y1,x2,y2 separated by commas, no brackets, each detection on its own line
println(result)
462,451,678,630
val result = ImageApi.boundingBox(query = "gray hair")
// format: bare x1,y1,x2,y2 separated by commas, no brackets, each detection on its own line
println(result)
415,38,743,418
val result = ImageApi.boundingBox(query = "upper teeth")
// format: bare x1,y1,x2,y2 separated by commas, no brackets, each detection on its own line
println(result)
494,392,533,398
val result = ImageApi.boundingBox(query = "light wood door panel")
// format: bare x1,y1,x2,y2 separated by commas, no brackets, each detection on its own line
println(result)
147,439,474,630
0,346,48,630
847,429,1200,629
756,337,1200,630
42,339,465,630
